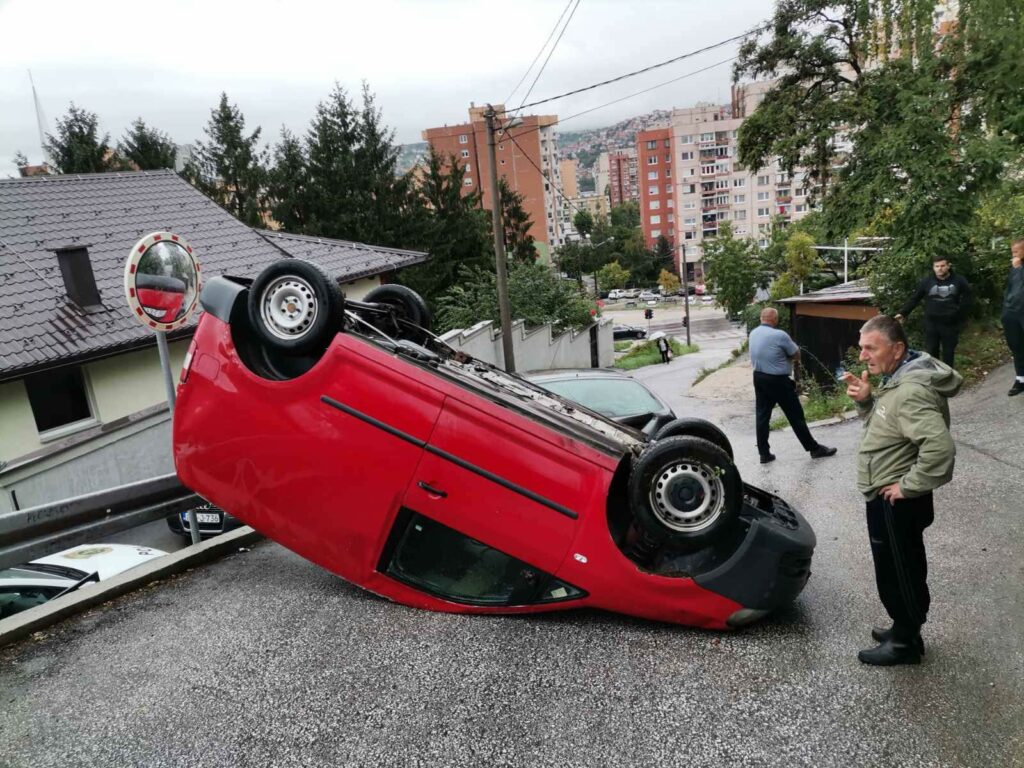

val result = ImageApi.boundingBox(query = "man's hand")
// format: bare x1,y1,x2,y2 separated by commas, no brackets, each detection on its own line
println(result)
894,313,905,323
879,483,905,503
843,370,872,402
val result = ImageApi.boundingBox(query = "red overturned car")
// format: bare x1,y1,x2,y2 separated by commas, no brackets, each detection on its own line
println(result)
172,260,815,629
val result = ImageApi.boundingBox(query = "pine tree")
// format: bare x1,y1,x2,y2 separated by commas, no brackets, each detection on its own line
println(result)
119,118,177,170
45,104,119,174
183,93,267,227
498,178,536,263
267,128,309,232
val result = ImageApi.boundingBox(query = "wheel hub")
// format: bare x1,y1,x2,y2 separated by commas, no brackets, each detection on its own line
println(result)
649,461,724,533
260,277,318,340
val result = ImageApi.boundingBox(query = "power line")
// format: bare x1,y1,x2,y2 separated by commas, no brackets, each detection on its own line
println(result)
514,26,763,112
503,0,575,106
505,131,587,220
507,0,581,122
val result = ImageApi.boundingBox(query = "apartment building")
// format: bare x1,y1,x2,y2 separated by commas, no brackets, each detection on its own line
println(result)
607,149,639,207
422,104,564,261
637,83,813,281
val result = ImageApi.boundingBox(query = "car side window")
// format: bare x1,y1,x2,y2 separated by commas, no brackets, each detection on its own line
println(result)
381,511,583,606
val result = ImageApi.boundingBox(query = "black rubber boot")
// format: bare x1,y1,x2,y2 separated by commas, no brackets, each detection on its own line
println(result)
858,639,922,666
871,626,925,655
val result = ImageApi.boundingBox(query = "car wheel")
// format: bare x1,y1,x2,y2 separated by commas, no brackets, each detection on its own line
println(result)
652,418,734,460
628,436,742,548
248,260,344,354
363,284,433,343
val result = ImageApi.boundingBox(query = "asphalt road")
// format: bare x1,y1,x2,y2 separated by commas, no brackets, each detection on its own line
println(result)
1,334,1022,766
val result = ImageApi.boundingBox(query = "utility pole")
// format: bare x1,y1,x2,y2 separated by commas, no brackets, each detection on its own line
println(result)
484,105,516,373
679,245,691,346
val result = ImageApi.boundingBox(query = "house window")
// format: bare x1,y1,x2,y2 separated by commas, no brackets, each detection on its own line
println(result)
733,178,746,188
757,175,770,185
24,365,95,437
459,135,468,144
649,200,661,210
733,194,746,204
648,185,658,195
461,149,469,158
757,207,770,217
647,156,658,165
647,171,658,180
757,191,770,201
680,152,693,161
646,140,657,150
734,210,747,220
650,215,661,224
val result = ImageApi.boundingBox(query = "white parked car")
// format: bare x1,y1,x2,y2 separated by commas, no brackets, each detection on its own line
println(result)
607,289,624,300
0,543,167,620
638,291,660,302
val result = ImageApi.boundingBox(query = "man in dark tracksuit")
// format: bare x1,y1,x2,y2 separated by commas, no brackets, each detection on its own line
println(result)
1002,238,1024,397
843,315,962,666
895,256,971,369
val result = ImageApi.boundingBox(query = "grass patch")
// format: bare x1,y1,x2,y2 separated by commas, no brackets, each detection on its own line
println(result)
951,321,1012,387
614,339,699,370
614,340,634,352
692,339,748,386
770,385,855,430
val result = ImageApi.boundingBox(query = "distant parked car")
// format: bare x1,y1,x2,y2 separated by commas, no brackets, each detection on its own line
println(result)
166,502,244,540
701,294,716,304
607,289,624,300
694,283,707,295
638,291,660,302
526,369,678,437
0,544,167,619
622,288,640,298
613,324,647,340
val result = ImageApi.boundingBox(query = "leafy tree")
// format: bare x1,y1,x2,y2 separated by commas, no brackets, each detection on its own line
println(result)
701,222,764,317
499,178,536,263
597,261,630,291
183,93,267,227
658,268,681,295
45,104,121,173
609,201,640,230
554,240,587,287
435,261,594,333
118,118,177,170
573,209,595,238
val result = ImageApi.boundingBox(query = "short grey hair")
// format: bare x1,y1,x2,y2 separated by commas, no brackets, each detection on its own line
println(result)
760,307,778,323
861,314,908,347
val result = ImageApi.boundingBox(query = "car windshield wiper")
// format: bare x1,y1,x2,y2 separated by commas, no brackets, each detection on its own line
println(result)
52,571,100,600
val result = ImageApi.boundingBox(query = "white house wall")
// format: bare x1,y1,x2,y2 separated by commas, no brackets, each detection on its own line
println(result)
88,341,189,423
0,379,40,461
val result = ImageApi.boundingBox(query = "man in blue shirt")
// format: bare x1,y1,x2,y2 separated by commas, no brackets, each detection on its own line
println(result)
749,307,837,463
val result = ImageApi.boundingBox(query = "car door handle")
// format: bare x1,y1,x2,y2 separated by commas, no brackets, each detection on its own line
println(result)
417,481,447,499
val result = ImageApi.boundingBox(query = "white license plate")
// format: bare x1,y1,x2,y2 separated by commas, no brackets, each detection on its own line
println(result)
183,511,220,524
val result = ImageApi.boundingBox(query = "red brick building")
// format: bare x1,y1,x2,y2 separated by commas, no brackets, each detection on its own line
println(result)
637,128,674,252
607,150,638,207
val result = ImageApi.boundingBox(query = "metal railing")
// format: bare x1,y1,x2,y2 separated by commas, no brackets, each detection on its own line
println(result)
0,474,200,571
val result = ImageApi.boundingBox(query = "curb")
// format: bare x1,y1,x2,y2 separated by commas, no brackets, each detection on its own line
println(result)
0,526,264,650
776,409,860,431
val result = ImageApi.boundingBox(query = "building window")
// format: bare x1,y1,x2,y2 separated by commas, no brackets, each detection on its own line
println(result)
757,191,770,201
664,139,671,148
715,180,729,189
700,132,715,142
685,168,695,177
460,149,469,158
684,231,695,240
651,229,661,238
646,140,657,150
667,199,674,208
796,203,807,212
757,207,770,217
668,213,675,222
733,194,746,204
647,171,658,180
733,178,746,188
647,185,658,195
648,156,658,165
650,215,661,225
679,135,693,144
684,217,696,225
757,175,770,185
649,200,661,210
459,135,468,144
664,154,671,163
682,184,696,194
24,365,96,437
680,152,693,161
464,164,471,173
498,143,505,150
464,178,473,186
665,168,671,178
734,210,747,220
500,159,506,165
735,227,748,236
683,202,696,210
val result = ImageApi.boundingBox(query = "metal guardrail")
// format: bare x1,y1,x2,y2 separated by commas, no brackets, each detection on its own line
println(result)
0,474,200,571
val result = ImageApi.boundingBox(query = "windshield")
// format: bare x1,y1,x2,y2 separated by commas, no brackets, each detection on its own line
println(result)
538,378,663,419
0,564,86,581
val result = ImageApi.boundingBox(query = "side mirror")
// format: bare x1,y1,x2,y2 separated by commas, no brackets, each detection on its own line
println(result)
124,232,201,331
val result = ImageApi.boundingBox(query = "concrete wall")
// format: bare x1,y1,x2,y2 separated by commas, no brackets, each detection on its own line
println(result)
440,318,614,372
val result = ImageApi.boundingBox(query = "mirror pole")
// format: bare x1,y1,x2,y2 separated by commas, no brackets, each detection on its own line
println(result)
155,330,177,412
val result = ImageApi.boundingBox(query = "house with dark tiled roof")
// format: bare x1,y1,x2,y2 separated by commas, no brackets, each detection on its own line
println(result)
0,170,427,510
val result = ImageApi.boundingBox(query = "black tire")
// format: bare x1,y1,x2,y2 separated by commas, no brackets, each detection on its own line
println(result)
652,418,734,460
628,436,742,548
248,259,344,354
363,284,432,343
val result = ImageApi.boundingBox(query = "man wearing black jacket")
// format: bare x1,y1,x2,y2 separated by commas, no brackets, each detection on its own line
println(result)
895,257,972,368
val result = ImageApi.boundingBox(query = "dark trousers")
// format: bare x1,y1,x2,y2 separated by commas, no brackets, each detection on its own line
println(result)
753,372,819,455
1003,312,1024,377
924,319,959,368
865,493,934,641
659,349,669,364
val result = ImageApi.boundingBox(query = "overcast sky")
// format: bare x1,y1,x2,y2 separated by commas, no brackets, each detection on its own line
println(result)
0,0,774,177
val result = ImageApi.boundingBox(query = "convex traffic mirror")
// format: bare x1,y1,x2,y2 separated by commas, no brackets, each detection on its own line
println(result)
124,232,201,331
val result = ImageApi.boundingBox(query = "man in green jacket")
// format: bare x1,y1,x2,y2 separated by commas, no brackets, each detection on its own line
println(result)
842,315,962,666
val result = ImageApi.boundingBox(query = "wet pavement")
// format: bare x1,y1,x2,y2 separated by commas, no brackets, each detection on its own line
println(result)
1,325,1022,767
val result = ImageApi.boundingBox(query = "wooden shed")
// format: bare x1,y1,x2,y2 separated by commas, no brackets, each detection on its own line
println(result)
777,280,878,386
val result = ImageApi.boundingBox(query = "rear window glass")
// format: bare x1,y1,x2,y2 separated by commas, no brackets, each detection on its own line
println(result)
539,378,662,418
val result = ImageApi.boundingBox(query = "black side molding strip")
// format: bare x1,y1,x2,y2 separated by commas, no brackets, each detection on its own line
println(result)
321,395,577,520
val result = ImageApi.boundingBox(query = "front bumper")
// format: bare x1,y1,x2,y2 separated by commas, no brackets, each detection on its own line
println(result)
694,485,816,619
